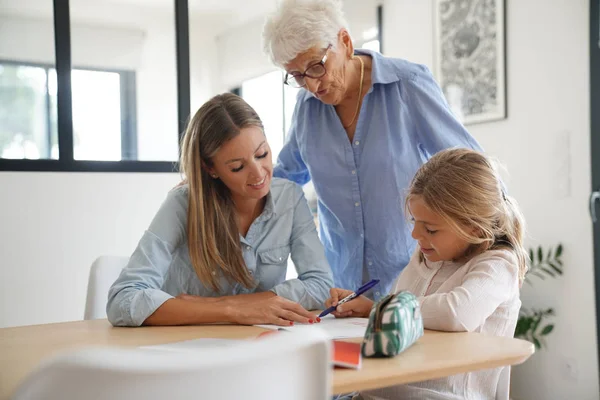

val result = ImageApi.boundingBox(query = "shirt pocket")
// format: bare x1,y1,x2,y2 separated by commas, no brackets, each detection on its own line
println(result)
258,245,291,266
256,245,292,290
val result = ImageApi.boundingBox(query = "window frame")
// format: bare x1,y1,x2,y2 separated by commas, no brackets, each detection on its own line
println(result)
0,0,190,173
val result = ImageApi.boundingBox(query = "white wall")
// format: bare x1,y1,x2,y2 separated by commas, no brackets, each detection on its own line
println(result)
384,0,597,399
0,172,180,328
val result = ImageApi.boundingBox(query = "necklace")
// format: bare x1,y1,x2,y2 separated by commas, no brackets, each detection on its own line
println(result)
343,56,365,129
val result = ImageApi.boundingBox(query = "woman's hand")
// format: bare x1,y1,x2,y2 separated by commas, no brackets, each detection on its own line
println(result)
225,294,320,326
325,288,374,318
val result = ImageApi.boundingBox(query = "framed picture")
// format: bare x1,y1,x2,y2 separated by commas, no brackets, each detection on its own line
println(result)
433,0,507,125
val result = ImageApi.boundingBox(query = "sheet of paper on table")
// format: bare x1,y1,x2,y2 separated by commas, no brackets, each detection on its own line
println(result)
256,315,368,339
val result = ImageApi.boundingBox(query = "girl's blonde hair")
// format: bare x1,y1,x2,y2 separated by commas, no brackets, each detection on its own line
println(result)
406,148,528,282
179,93,263,292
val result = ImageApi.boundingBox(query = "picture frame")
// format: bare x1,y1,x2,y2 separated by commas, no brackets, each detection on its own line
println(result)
433,0,507,125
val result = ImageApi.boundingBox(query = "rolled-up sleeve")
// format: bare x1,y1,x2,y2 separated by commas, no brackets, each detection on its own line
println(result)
270,184,334,309
406,64,483,158
106,188,188,326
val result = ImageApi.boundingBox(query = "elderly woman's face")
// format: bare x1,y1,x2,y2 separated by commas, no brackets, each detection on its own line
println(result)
284,43,350,106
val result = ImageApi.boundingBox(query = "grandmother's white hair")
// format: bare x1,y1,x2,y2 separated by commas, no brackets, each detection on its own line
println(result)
262,0,350,67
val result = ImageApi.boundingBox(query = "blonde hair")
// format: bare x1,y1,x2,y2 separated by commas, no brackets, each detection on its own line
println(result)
406,148,528,283
262,0,349,66
179,93,263,292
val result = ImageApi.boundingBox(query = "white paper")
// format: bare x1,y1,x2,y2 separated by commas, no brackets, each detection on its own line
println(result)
256,315,368,339
140,338,246,353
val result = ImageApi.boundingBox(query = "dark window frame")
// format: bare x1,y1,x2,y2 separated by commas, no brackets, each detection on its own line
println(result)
0,0,190,173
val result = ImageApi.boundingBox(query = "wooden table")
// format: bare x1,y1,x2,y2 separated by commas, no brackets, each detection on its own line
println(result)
0,319,534,399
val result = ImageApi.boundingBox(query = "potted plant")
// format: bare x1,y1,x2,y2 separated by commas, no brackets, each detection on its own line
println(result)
514,244,564,349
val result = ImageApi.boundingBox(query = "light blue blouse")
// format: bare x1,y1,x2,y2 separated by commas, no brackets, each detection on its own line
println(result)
107,178,334,326
274,49,482,300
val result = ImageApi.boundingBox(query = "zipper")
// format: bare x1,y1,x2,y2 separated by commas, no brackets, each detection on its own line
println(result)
374,294,395,332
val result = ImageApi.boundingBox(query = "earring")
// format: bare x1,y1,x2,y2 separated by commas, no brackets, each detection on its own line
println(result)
211,174,218,178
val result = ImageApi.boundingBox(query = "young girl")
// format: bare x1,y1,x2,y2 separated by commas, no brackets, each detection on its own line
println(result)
326,148,527,400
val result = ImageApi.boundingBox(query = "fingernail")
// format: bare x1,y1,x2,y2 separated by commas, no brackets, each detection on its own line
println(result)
316,317,321,322
309,319,314,324
290,321,294,326
337,307,343,312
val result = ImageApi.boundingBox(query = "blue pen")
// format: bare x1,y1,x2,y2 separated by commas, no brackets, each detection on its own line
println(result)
319,279,380,318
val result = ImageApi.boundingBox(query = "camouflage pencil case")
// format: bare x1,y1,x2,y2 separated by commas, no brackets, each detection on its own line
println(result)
361,291,424,357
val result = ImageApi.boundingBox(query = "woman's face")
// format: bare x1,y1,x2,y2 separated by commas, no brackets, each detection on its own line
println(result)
208,126,273,202
284,31,353,106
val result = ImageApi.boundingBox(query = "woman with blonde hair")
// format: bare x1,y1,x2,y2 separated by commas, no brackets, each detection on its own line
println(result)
263,0,482,301
107,93,333,327
326,148,526,399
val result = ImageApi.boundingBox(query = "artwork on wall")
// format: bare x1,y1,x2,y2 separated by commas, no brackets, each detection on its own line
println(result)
433,0,506,125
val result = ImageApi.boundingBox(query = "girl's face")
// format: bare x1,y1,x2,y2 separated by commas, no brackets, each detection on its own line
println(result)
409,195,473,263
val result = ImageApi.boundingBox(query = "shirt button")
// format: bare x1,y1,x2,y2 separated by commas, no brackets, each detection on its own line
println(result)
360,233,364,238
375,291,380,297
354,141,360,146
279,257,282,261
351,170,356,175
355,202,360,207
245,246,251,251
368,261,373,266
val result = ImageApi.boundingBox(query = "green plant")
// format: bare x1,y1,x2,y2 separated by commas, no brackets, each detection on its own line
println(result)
514,244,563,350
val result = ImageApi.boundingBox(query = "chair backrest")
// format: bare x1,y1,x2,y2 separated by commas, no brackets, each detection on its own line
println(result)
84,256,129,320
11,327,332,400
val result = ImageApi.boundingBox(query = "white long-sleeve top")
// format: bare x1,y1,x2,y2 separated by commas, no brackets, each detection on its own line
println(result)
360,249,521,400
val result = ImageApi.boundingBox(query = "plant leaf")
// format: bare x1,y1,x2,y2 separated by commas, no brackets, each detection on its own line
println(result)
531,271,546,280
540,267,556,278
538,246,544,263
528,248,534,265
541,325,554,335
547,261,563,274
533,337,542,349
555,244,563,258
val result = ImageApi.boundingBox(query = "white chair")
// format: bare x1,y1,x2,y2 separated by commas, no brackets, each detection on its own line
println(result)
83,256,129,320
11,327,332,400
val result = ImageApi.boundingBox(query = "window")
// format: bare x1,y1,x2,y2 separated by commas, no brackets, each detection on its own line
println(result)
241,71,285,161
0,62,136,161
0,0,187,172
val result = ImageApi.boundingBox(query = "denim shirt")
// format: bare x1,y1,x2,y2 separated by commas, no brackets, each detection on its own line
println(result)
273,49,482,300
107,178,334,326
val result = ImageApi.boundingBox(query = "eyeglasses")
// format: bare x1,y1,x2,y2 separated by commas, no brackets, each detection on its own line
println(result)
284,45,331,88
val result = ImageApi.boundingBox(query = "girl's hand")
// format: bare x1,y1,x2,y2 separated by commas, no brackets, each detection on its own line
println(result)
325,288,374,318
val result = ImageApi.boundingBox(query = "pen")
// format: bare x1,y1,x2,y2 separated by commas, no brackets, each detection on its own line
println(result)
319,279,380,318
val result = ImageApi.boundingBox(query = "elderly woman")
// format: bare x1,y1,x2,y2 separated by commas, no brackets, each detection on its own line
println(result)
263,0,482,300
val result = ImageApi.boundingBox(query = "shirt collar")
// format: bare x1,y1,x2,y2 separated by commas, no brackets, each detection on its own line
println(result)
300,48,398,102
239,191,275,245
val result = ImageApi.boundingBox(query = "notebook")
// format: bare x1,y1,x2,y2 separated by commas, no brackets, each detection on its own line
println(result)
332,340,362,369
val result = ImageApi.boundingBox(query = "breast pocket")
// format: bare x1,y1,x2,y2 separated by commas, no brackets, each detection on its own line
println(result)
257,245,291,290
258,245,291,266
